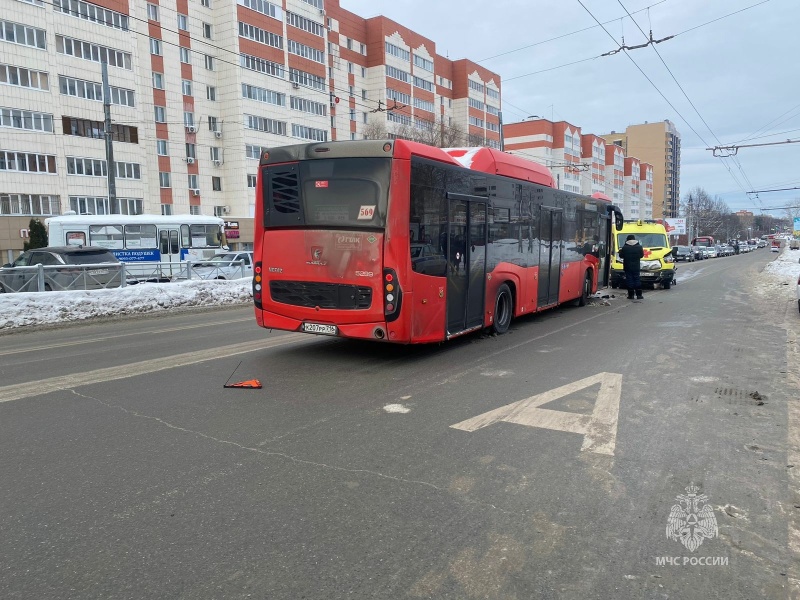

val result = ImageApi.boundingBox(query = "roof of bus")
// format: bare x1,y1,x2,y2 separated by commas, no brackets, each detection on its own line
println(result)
258,139,556,188
45,214,225,226
591,192,612,202
441,147,555,187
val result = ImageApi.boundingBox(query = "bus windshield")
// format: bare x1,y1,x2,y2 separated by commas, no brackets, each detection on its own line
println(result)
617,233,668,248
264,158,391,228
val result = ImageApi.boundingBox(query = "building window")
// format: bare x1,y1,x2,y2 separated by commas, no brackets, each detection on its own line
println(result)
245,114,287,135
413,97,434,112
0,107,54,132
58,76,134,107
347,62,353,74
385,65,409,82
212,177,221,191
242,83,285,107
54,0,129,31
1,194,60,216
210,147,221,162
204,55,214,70
362,89,367,100
55,35,132,70
0,20,46,49
238,0,282,20
361,66,367,78
207,86,216,101
299,0,323,9
201,0,211,6
289,68,325,91
413,54,433,72
386,88,410,104
159,172,171,188
208,116,218,132
238,22,283,49
290,96,326,116
146,3,158,21
182,79,192,96
291,123,327,141
0,63,49,91
468,97,484,110
247,174,257,188
150,38,161,55
62,116,137,143
203,22,212,38
0,151,57,173
240,54,285,78
161,204,173,215
177,14,188,30
154,106,166,123
246,145,268,159
360,43,366,55
115,162,141,179
152,72,164,89
385,41,410,61
189,205,201,215
349,109,355,121
413,76,433,92
186,143,196,159
156,139,168,155
188,174,198,189
287,40,325,63
286,12,324,37
183,111,194,127
66,156,106,177
179,47,190,63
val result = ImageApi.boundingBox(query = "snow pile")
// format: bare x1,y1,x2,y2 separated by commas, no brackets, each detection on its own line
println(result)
0,278,252,332
763,245,800,281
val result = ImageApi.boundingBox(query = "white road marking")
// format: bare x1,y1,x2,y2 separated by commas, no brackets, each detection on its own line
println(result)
384,404,410,414
0,334,305,404
451,372,624,456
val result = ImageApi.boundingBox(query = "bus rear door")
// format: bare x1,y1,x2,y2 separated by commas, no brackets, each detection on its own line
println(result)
446,194,487,336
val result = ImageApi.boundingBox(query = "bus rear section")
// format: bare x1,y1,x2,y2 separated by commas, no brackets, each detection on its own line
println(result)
254,149,402,341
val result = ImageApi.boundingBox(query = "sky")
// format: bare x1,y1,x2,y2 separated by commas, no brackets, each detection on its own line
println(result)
1,247,796,331
340,0,800,215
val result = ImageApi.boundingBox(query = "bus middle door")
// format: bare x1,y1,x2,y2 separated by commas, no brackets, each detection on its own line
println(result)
159,228,180,279
446,194,487,336
538,207,563,308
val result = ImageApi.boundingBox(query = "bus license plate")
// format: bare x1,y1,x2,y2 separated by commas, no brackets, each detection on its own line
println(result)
302,322,337,336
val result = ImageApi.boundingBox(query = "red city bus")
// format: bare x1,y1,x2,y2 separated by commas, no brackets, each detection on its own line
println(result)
691,236,715,247
253,140,623,344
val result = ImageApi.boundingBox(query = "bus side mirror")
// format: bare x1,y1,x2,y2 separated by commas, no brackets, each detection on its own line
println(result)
671,247,679,258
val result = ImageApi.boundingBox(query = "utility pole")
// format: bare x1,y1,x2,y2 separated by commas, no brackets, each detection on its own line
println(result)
101,59,116,204
499,111,504,152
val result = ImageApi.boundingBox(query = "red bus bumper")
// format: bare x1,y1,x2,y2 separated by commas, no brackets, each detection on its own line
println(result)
255,307,397,342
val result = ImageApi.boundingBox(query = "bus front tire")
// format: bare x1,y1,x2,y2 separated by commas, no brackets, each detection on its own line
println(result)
574,272,591,307
492,283,513,335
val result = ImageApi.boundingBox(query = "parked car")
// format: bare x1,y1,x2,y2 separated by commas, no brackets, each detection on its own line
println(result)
673,246,695,262
0,246,122,293
692,246,705,260
192,251,254,280
757,240,767,248
411,243,448,276
704,246,718,259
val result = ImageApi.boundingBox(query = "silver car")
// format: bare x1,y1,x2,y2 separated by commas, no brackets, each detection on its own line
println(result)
191,251,254,280
0,246,123,293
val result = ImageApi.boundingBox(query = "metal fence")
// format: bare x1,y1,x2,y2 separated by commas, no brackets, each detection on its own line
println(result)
0,260,249,293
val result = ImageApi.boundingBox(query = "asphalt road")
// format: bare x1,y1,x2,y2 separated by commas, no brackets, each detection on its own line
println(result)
1,249,798,600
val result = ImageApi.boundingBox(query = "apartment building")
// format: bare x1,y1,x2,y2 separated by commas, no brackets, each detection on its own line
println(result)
0,0,501,260
504,118,654,220
596,120,681,219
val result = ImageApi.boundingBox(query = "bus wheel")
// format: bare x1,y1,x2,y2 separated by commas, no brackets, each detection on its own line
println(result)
492,283,513,334
574,272,591,307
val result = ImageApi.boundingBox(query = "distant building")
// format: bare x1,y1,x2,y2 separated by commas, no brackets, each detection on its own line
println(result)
595,120,681,219
504,118,654,219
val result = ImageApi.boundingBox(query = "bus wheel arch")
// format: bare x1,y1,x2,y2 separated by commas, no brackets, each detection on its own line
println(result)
492,282,514,335
575,269,592,307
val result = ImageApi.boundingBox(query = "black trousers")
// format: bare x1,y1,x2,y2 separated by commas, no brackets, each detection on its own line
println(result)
624,270,641,290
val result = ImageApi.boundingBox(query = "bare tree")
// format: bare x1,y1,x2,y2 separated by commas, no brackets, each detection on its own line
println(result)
361,115,468,148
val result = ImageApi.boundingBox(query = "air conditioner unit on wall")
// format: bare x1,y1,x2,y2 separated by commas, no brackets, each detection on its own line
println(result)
186,157,195,164
186,125,197,133
191,189,201,196
292,82,300,89
222,206,230,214
212,159,222,167
214,130,222,138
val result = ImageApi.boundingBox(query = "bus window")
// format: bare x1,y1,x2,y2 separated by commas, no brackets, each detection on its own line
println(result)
124,224,157,249
159,230,179,254
189,224,221,247
180,225,191,248
66,231,86,246
89,224,124,249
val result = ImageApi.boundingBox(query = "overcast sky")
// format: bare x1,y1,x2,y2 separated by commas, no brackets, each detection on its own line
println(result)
341,0,799,215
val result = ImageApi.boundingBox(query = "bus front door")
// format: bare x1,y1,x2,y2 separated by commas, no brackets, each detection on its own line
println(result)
159,229,180,278
446,196,487,335
538,207,563,308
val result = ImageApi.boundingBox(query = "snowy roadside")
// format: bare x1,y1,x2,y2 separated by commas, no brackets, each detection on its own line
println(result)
2,247,797,333
0,279,252,332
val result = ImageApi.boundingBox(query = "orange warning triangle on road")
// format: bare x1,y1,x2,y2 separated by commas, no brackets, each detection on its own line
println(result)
224,379,262,389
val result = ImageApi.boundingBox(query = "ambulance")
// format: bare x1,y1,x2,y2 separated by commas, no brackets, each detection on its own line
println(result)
610,220,677,290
